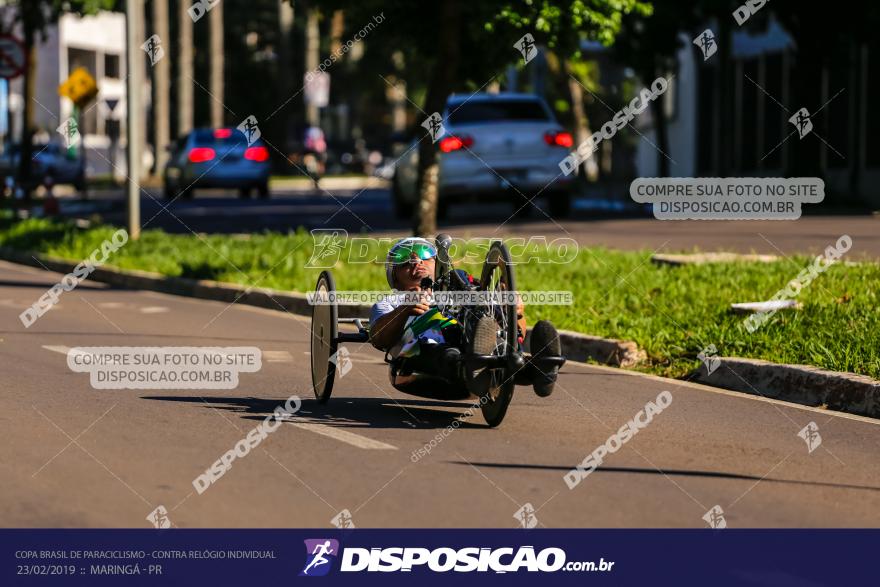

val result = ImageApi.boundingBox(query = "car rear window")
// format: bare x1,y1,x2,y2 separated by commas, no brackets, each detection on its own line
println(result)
192,129,249,146
447,100,550,124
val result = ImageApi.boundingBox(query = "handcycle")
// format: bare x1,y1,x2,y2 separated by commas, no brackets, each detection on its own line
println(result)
310,234,566,427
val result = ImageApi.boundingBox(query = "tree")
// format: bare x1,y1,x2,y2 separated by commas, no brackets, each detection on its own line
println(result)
610,0,701,177
313,0,650,236
6,0,115,196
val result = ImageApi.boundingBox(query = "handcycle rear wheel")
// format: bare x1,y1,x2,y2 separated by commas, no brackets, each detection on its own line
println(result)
476,241,518,427
311,270,338,403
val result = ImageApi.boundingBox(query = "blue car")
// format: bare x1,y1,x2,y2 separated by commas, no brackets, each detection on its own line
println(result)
163,127,271,199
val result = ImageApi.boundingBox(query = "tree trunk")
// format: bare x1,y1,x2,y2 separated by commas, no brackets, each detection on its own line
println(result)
16,26,35,197
305,6,320,127
277,0,295,152
716,16,731,176
649,87,670,177
414,0,462,237
177,0,193,136
389,52,408,135
152,0,170,174
563,60,596,181
209,0,225,128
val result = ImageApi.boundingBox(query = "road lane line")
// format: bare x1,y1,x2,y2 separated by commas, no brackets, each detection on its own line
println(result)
42,345,71,355
263,350,293,362
287,420,397,450
140,306,169,314
42,344,394,448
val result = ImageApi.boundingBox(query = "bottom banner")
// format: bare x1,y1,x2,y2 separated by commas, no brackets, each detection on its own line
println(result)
2,529,874,585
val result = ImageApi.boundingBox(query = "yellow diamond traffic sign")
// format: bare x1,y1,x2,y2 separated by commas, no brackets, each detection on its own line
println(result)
58,67,98,107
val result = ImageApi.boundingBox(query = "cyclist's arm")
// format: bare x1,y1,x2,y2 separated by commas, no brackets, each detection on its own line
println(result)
370,296,430,350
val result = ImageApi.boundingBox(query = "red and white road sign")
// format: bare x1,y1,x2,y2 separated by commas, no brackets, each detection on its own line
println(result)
0,34,26,80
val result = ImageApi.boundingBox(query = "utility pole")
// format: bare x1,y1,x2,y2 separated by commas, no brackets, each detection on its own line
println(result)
152,0,170,173
126,0,142,240
209,1,225,127
178,0,193,135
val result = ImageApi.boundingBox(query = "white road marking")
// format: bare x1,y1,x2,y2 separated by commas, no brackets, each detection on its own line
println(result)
287,420,397,450
263,350,293,362
300,350,382,364
42,345,71,355
41,345,395,448
97,302,125,309
140,306,169,314
0,299,29,308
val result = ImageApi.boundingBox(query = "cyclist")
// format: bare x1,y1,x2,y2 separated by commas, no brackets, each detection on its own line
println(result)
369,237,560,396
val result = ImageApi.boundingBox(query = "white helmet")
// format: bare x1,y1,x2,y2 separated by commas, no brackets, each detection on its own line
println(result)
385,237,437,288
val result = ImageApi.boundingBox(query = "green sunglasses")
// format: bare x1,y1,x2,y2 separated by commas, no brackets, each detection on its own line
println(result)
391,243,437,264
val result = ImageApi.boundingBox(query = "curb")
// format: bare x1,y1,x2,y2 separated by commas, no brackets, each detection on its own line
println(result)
0,247,644,366
691,357,880,419
651,252,780,266
6,247,880,418
0,246,371,319
524,329,646,368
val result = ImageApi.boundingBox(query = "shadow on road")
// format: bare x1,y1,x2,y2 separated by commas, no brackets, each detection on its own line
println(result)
0,279,112,290
447,461,880,493
142,395,487,430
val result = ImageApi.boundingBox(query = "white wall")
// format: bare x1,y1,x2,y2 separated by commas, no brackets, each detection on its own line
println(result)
634,34,698,178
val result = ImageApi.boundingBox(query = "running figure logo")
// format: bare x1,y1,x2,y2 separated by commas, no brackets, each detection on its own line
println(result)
697,344,721,375
330,509,356,529
798,421,822,453
140,34,165,66
421,112,445,143
306,229,347,268
788,108,813,139
514,33,538,64
237,115,261,146
300,539,339,577
693,29,717,61
56,117,80,149
145,505,171,529
514,503,539,529
702,505,727,529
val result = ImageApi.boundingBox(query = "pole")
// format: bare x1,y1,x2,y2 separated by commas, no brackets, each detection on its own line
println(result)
209,1,224,128
73,103,87,200
305,7,320,127
125,0,141,240
151,0,170,173
177,0,193,135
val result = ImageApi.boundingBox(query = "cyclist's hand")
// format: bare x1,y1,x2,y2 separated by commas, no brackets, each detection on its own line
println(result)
402,291,430,316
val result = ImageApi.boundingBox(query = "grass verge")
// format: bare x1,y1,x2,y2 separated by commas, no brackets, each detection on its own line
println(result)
2,217,878,380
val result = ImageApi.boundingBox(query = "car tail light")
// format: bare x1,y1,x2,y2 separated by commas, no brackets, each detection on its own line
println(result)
544,131,574,148
188,147,215,163
439,135,474,153
244,146,269,162
213,128,233,139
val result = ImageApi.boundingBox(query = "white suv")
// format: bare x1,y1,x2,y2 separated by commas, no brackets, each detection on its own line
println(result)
392,93,576,218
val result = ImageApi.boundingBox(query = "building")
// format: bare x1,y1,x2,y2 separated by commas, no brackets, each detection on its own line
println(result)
4,10,134,178
633,17,878,209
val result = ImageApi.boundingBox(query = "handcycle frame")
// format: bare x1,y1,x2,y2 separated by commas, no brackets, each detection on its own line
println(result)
309,235,565,426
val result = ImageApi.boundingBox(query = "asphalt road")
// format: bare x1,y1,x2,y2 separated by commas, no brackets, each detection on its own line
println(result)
2,260,880,528
54,183,880,258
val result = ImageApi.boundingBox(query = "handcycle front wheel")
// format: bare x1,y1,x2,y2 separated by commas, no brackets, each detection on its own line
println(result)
474,241,518,427
311,270,338,403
